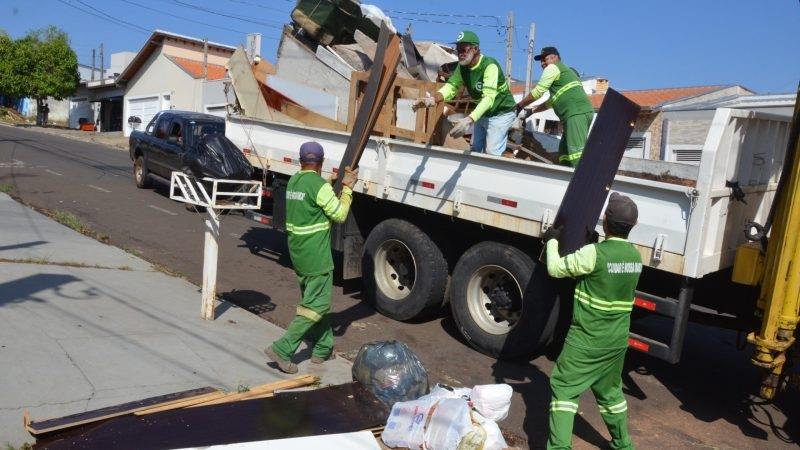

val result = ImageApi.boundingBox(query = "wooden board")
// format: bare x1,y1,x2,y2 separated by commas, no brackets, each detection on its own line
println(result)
256,76,346,131
551,88,641,256
26,387,217,436
35,383,390,450
227,48,272,121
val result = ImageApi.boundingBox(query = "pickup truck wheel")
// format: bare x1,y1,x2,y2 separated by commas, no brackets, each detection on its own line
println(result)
450,241,559,359
362,219,448,321
134,155,151,189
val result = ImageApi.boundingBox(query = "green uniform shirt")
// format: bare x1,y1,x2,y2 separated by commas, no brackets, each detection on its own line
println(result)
530,61,594,120
437,55,517,121
546,237,643,349
285,170,353,276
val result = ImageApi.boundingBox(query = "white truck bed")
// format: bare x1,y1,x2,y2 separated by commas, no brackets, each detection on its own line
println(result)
226,108,791,279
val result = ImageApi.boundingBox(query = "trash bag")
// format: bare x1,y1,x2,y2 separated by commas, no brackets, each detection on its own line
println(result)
352,340,429,407
382,398,432,448
471,384,513,422
182,134,253,180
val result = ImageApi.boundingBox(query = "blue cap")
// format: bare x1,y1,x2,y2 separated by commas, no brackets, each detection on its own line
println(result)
299,141,324,163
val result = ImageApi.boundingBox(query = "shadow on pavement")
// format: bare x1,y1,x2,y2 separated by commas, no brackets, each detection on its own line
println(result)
0,239,48,252
221,289,276,316
0,273,82,306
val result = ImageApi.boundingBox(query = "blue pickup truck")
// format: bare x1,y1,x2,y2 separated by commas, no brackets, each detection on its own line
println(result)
129,110,226,188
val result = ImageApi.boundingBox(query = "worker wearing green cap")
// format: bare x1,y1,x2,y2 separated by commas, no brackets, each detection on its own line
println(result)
412,30,517,156
515,46,595,167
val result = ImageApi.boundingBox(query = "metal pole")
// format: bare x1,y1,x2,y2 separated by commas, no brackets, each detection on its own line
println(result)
505,11,514,83
203,38,208,80
91,49,96,81
524,22,536,94
201,209,219,320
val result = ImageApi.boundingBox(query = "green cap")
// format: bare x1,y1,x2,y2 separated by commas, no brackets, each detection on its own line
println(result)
453,30,480,45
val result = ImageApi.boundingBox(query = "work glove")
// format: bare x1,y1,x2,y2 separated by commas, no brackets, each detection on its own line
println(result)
542,225,563,243
411,96,436,112
341,166,359,189
449,116,473,139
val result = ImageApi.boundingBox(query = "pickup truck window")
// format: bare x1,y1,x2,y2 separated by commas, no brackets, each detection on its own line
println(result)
145,120,156,135
168,121,183,146
187,121,224,148
155,118,169,139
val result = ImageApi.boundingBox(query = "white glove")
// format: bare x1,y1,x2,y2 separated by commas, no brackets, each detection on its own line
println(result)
411,96,436,111
449,116,473,138
517,108,530,120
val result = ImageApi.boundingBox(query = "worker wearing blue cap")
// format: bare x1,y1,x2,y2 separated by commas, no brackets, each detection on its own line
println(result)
265,141,358,374
412,30,517,156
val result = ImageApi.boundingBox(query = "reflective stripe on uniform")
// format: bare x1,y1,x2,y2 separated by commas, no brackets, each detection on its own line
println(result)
285,221,331,235
558,151,583,162
598,400,628,414
296,306,322,322
575,289,634,312
550,400,579,413
551,80,583,104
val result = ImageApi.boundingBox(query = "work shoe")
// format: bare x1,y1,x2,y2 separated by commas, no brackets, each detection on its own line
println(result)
311,352,336,364
264,346,298,374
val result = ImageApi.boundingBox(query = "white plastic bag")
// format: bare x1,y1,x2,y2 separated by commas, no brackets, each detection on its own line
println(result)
470,384,513,422
420,384,472,402
470,411,508,450
382,398,433,448
424,398,474,450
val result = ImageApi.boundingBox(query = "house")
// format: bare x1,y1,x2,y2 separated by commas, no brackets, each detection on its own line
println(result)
117,30,239,136
589,85,756,163
69,52,136,131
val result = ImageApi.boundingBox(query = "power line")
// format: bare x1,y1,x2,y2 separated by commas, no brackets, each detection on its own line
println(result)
383,9,501,21
57,0,150,35
170,0,284,29
223,0,293,14
116,0,279,39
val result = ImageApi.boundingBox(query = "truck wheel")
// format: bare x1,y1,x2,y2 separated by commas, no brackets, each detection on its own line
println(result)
134,155,151,189
450,241,559,359
362,218,448,321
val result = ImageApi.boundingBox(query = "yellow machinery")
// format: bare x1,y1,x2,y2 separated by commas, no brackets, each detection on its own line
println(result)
733,84,800,399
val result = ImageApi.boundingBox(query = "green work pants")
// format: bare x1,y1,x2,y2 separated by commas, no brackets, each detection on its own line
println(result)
558,111,594,167
271,271,334,361
547,343,632,450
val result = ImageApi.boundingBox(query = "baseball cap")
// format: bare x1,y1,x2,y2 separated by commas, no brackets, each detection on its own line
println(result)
534,46,560,61
299,141,324,163
453,30,480,46
605,192,638,227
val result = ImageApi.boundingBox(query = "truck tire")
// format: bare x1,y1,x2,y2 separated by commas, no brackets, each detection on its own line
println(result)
134,154,151,189
362,218,448,321
450,241,560,359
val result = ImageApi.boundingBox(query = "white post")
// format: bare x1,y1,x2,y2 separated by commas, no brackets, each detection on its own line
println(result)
201,211,219,320
524,22,536,94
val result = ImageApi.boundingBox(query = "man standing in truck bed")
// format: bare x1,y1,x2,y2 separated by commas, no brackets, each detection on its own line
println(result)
265,141,358,374
541,192,642,449
516,46,595,167
412,30,517,157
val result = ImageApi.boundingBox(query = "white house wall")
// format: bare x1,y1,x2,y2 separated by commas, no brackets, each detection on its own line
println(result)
123,46,201,135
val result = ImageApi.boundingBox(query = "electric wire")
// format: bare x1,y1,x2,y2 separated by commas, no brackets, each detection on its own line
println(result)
56,0,150,35
170,0,284,29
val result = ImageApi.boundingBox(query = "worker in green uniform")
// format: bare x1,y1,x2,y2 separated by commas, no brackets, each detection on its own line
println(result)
264,141,358,374
516,47,595,167
542,192,642,450
412,30,517,156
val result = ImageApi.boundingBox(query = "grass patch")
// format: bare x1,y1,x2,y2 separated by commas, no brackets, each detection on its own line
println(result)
0,184,13,194
0,257,126,270
152,262,184,279
47,210,109,243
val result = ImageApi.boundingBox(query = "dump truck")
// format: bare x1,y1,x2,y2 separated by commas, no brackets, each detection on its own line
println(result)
220,19,798,397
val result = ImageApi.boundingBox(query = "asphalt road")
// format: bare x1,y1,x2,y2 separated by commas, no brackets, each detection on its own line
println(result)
1,124,797,449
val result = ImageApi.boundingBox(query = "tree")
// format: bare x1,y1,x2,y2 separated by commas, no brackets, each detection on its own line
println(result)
0,26,79,124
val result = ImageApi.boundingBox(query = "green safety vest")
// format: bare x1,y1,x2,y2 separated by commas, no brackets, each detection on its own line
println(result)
567,238,643,350
458,56,517,117
549,61,594,119
285,171,334,276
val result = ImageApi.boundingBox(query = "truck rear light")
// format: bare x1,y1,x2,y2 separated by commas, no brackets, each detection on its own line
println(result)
634,297,656,311
262,189,272,198
501,199,517,208
628,338,650,352
283,157,293,163
242,148,252,155
421,181,435,189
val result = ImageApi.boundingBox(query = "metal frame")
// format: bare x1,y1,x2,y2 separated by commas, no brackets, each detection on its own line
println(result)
169,171,262,320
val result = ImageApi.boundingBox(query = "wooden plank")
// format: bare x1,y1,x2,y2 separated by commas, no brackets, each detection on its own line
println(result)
389,126,416,141
347,76,361,132
281,102,348,131
188,374,319,407
26,387,217,436
551,88,641,256
35,383,390,450
133,391,229,416
227,48,273,121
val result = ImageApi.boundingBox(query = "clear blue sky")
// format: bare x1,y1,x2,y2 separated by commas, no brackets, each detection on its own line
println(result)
2,0,798,93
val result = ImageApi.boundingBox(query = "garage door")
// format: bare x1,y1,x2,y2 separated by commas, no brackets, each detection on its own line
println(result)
69,98,93,129
126,96,160,135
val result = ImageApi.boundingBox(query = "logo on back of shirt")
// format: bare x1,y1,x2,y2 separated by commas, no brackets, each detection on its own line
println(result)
606,262,642,274
286,190,305,201
474,81,483,92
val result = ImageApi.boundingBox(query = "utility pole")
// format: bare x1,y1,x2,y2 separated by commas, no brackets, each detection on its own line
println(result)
91,48,96,81
203,38,208,80
99,43,105,82
505,11,514,84
524,22,536,94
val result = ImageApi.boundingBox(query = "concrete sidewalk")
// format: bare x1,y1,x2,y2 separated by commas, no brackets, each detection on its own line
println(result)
0,193,353,447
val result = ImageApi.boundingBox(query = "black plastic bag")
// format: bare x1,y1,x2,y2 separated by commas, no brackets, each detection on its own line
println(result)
352,340,429,407
182,134,253,180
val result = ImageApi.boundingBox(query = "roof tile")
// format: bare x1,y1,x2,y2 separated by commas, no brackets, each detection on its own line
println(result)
589,85,726,110
167,55,228,81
